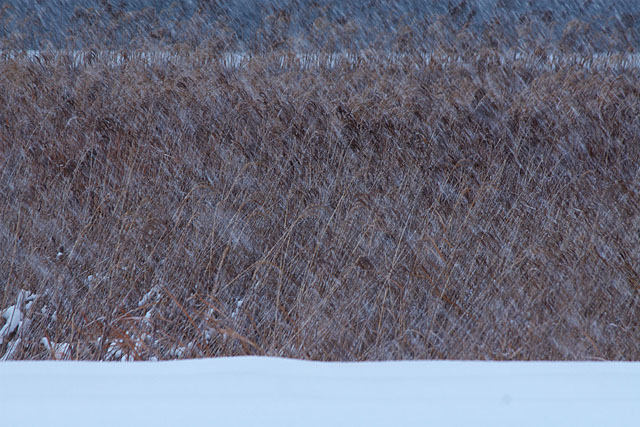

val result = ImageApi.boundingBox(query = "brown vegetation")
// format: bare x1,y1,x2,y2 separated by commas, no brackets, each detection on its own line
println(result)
1,18,639,361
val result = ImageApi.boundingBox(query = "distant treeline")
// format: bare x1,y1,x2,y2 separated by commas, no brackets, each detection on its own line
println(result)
1,0,639,52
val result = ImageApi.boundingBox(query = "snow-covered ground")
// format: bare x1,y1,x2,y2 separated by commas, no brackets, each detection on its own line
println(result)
1,357,638,427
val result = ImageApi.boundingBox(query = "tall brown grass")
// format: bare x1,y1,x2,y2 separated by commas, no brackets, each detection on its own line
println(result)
0,15,639,361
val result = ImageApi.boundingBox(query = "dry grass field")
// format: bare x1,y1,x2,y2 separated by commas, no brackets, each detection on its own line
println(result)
1,8,639,361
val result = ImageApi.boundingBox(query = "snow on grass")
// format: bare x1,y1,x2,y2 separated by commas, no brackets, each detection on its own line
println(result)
2,49,640,71
0,290,36,346
40,337,72,361
0,357,638,427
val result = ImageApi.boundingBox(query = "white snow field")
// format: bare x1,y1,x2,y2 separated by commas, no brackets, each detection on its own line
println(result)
1,357,638,427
